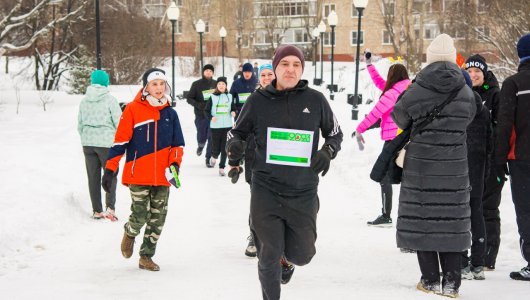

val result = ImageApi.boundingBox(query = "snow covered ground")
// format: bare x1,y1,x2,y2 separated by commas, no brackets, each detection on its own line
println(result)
0,59,528,299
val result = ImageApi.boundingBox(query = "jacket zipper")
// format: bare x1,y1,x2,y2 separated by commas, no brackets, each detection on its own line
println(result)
131,150,137,176
154,120,158,185
147,123,150,142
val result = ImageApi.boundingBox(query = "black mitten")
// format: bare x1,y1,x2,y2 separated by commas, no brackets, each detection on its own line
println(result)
227,140,247,161
102,169,116,193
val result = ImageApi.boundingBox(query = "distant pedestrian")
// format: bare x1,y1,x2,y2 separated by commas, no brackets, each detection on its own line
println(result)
233,64,243,81
187,64,216,167
205,76,236,176
77,70,121,221
230,63,258,118
353,50,410,227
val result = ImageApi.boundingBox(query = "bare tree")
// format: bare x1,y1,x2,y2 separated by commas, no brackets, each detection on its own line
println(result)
0,0,85,54
38,89,53,111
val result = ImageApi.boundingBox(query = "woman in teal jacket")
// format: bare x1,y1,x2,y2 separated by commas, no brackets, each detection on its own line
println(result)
206,77,236,176
77,70,121,220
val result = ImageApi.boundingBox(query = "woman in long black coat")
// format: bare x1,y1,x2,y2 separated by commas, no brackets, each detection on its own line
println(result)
391,34,476,298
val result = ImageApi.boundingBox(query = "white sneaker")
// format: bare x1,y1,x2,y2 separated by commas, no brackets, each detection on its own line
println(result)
218,168,226,176
210,157,217,168
104,208,118,222
461,265,473,280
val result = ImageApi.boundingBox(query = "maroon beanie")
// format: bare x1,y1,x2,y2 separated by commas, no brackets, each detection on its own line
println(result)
272,45,305,71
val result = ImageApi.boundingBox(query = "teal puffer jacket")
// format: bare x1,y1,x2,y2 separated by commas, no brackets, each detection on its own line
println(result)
77,85,122,148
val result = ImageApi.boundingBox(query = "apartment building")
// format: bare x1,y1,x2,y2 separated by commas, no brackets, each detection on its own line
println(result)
131,0,495,62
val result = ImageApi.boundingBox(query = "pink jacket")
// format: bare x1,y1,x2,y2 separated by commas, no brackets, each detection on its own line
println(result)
356,64,410,141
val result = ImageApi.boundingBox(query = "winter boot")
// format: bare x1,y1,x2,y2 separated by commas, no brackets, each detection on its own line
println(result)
139,255,160,271
509,266,530,281
121,231,135,259
196,145,204,156
245,234,257,257
92,211,105,219
206,158,214,168
280,256,295,284
228,167,244,184
104,208,118,222
367,215,392,227
461,265,473,280
438,282,459,298
471,265,485,280
210,157,217,168
416,279,440,294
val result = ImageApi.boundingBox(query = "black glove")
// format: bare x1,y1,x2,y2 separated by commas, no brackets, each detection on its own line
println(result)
496,163,509,182
227,140,247,161
170,162,180,175
228,166,244,184
311,146,333,176
102,168,116,193
364,50,372,65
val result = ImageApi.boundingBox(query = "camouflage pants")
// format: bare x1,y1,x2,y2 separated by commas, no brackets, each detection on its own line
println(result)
124,185,169,257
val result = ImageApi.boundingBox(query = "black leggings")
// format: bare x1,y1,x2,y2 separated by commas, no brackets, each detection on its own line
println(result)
210,127,230,168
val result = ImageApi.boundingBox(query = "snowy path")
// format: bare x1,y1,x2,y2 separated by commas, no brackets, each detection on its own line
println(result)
0,83,528,299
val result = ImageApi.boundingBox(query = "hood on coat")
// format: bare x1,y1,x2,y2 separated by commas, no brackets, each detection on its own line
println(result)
85,85,109,102
416,61,466,94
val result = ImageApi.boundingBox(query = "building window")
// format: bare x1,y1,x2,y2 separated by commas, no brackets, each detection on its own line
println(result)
204,21,210,33
413,0,432,13
443,0,459,12
351,30,364,46
383,0,395,16
323,3,336,18
293,29,310,43
476,26,490,41
424,28,434,40
175,20,183,34
176,0,183,6
257,1,311,17
323,32,335,46
382,30,392,45
237,33,250,48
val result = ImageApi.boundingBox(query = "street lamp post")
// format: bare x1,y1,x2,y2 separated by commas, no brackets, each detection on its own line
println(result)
196,19,205,71
328,11,338,100
219,26,227,77
95,0,101,69
353,0,369,120
312,27,319,85
167,2,180,106
318,20,326,86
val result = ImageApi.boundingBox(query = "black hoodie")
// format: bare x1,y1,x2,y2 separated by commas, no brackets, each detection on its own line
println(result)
227,79,343,197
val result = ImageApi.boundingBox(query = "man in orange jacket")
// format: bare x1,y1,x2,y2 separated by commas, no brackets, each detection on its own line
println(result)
102,68,185,271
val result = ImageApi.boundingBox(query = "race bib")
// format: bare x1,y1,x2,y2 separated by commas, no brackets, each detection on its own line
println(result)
238,92,251,104
202,89,215,101
266,127,313,167
215,104,229,115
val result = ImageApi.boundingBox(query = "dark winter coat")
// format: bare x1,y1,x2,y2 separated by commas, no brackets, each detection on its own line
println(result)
467,92,492,199
187,77,217,118
473,71,500,125
391,61,476,252
495,60,530,164
230,75,258,114
227,79,343,200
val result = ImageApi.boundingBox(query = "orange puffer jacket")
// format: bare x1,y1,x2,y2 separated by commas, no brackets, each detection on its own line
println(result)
106,89,185,186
